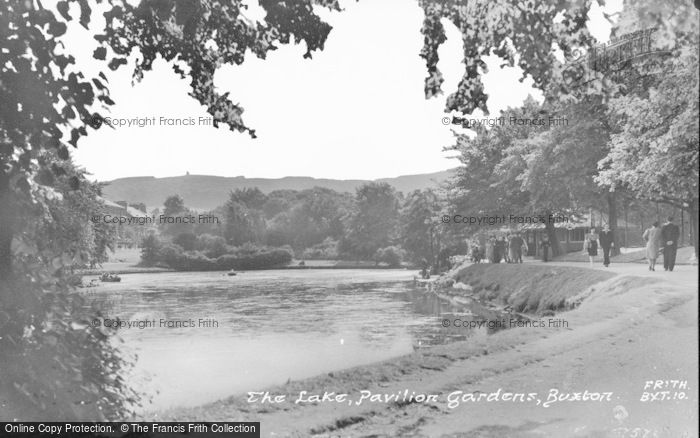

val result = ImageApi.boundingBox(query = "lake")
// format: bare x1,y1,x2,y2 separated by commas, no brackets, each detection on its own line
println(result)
82,269,508,412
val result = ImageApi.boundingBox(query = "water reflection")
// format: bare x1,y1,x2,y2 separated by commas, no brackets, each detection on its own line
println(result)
81,269,514,411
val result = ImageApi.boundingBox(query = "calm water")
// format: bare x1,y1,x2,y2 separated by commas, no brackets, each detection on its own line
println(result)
82,269,507,412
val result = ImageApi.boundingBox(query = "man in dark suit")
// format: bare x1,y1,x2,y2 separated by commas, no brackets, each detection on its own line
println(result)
540,234,551,262
661,216,680,271
509,232,525,263
599,224,615,267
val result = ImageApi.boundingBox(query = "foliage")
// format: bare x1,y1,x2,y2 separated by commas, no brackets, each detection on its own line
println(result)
446,99,540,224
94,0,340,137
374,246,405,268
151,243,292,271
139,233,161,267
400,189,441,264
196,233,229,258
512,101,609,215
223,198,266,246
0,158,135,419
302,237,340,260
417,0,595,114
162,195,186,216
341,183,400,260
597,41,699,254
447,97,614,256
173,232,198,251
265,188,349,251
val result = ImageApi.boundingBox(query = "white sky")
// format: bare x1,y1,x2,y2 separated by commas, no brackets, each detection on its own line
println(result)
64,0,622,181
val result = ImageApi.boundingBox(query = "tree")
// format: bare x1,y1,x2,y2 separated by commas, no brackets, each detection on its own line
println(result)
401,189,441,264
374,246,405,268
342,183,400,260
446,101,537,238
161,194,192,237
139,233,161,266
228,187,268,210
95,0,338,136
417,0,595,115
223,198,265,246
173,232,198,251
196,234,229,258
597,45,699,256
0,154,133,419
511,100,611,255
1,0,340,418
0,1,113,279
163,195,186,216
262,188,349,251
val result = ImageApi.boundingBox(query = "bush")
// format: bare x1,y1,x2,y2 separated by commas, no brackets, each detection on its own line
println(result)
158,243,185,267
154,245,293,271
302,238,339,260
173,232,197,251
216,248,293,270
139,234,161,267
196,234,229,258
374,246,405,267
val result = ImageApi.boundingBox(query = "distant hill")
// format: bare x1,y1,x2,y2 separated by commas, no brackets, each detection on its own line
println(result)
101,169,456,211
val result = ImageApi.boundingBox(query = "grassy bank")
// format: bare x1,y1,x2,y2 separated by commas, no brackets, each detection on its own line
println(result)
445,264,615,314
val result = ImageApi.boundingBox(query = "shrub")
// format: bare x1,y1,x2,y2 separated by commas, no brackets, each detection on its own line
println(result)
158,243,185,267
196,234,229,258
173,232,197,251
374,246,405,267
139,233,161,267
154,245,293,271
302,238,339,260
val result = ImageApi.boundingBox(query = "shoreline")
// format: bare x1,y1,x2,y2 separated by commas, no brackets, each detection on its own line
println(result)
147,262,698,436
77,264,414,276
80,246,697,277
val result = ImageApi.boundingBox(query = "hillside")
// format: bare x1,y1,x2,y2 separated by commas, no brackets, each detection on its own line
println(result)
100,169,456,210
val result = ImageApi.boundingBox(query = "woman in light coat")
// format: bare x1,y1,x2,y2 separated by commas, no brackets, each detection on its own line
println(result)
642,221,662,271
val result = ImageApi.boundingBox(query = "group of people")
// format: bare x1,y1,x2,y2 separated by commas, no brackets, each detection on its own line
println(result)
642,216,680,271
581,217,681,271
582,225,615,267
471,233,528,264
466,218,682,271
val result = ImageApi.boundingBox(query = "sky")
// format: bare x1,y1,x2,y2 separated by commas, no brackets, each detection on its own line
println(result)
64,0,623,181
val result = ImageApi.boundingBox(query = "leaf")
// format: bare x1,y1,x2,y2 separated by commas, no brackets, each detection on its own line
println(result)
93,47,107,61
69,176,80,190
78,0,92,29
107,57,128,71
48,21,67,37
57,145,70,160
56,1,71,21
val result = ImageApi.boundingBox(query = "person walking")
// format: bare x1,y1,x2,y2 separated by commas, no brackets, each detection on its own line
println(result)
583,227,600,267
506,234,514,263
520,234,529,262
642,221,662,271
599,225,615,267
470,241,482,263
661,216,680,271
510,232,525,263
494,236,507,264
485,236,495,263
540,234,551,262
